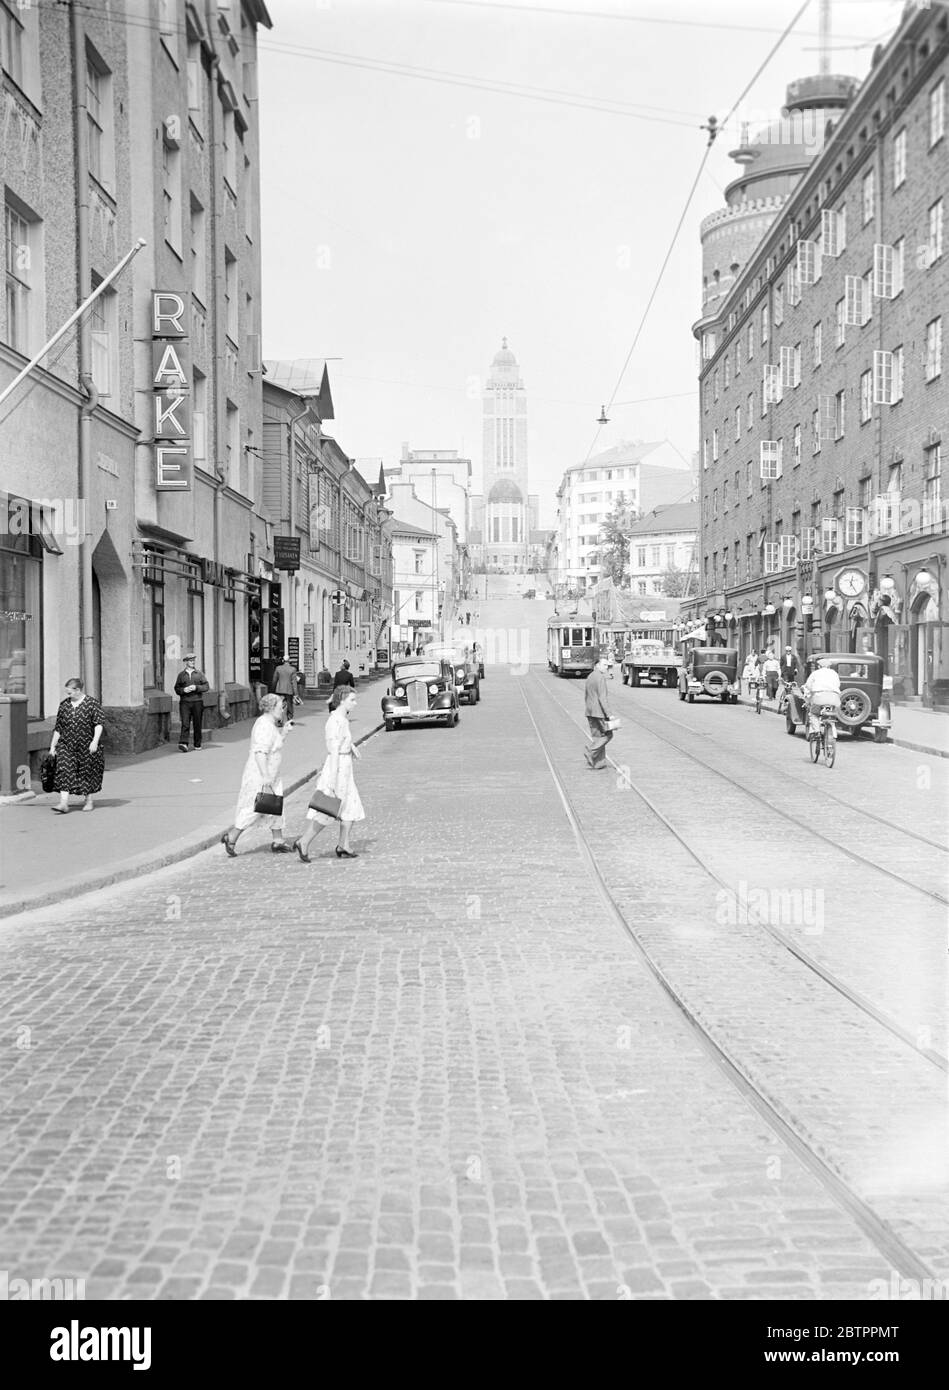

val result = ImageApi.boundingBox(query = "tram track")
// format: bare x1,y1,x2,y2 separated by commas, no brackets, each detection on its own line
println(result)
560,675,947,909
517,676,942,1287
613,680,949,856
530,670,946,1074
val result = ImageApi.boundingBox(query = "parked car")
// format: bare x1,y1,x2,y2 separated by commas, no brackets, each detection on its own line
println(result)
381,658,461,730
423,643,481,704
678,647,741,703
785,652,887,740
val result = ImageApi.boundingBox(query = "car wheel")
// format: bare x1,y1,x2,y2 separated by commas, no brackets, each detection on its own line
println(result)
385,718,394,732
838,688,872,728
785,712,796,736
687,692,695,703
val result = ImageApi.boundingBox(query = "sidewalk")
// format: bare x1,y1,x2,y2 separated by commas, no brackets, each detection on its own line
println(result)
0,676,390,919
736,689,949,758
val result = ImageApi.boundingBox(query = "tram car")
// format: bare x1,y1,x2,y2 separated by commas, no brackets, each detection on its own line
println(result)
547,616,597,677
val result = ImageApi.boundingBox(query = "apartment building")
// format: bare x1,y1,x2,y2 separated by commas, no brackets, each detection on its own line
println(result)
690,3,948,702
625,503,699,596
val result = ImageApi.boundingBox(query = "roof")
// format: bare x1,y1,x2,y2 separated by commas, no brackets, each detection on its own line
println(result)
624,502,699,536
563,440,673,477
487,478,524,504
389,518,438,540
263,359,334,420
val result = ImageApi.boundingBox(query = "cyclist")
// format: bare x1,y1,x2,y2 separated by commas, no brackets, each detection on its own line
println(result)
802,658,842,738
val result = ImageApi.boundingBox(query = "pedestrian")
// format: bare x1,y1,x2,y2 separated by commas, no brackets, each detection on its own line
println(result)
741,652,757,696
48,678,105,813
174,651,209,751
271,653,298,723
762,649,781,700
333,658,356,690
221,693,294,856
583,651,615,770
295,687,365,861
465,610,471,625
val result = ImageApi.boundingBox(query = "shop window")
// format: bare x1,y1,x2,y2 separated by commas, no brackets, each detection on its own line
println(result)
0,530,42,718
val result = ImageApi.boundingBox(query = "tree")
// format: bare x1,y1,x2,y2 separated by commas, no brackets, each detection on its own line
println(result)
598,493,639,586
661,561,697,598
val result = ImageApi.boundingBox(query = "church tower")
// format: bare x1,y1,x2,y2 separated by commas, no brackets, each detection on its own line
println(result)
480,339,530,571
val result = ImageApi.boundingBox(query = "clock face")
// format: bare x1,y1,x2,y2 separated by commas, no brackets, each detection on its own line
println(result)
838,568,866,598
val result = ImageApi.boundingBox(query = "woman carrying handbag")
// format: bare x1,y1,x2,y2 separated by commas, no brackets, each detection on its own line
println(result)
295,687,365,862
221,693,294,856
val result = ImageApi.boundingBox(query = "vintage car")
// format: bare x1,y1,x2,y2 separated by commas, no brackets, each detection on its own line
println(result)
423,643,481,704
785,652,887,740
381,658,461,731
678,646,741,703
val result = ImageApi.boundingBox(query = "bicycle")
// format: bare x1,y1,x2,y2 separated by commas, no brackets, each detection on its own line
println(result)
808,704,838,768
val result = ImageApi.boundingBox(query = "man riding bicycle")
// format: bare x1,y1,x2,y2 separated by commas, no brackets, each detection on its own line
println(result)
801,658,842,735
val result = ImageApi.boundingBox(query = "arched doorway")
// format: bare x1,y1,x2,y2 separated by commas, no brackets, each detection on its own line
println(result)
912,591,939,699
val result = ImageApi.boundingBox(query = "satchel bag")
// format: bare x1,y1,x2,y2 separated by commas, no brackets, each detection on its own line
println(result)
308,788,342,819
253,787,284,816
40,753,56,793
603,717,622,732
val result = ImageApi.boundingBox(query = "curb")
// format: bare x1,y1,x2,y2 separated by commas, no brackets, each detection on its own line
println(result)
0,721,386,922
735,694,948,759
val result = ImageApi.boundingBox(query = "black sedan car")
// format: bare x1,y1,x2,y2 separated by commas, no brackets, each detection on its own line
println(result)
785,652,887,740
381,658,461,731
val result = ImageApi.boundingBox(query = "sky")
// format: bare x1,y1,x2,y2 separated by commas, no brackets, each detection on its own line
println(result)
259,0,908,526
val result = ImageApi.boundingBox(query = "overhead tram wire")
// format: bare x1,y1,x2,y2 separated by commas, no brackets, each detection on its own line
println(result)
581,0,814,465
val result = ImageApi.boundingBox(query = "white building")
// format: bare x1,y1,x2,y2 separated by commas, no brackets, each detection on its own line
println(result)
624,503,699,596
384,445,472,545
386,481,461,630
469,340,539,571
555,441,694,592
388,520,439,649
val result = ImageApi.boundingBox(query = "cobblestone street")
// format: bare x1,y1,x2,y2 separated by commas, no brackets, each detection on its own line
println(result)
1,668,945,1300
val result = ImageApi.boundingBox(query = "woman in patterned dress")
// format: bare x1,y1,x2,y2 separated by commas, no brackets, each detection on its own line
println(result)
295,688,365,862
48,678,105,813
221,693,294,855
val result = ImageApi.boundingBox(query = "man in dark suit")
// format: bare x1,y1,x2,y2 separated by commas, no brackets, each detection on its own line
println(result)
174,651,209,750
333,659,356,690
584,652,614,770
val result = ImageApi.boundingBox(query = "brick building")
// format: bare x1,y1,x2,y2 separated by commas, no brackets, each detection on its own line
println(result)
687,2,948,705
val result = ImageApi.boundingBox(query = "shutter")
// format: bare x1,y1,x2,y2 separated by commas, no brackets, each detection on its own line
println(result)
261,418,287,521
91,331,111,398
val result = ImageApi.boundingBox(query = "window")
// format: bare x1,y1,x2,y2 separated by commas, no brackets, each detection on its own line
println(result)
192,369,208,465
812,320,822,368
650,545,661,565
735,340,742,376
893,128,906,188
812,407,821,455
892,237,905,295
187,40,203,127
748,321,755,359
925,317,942,381
773,283,784,326
834,389,846,439
713,370,719,402
891,345,904,404
787,265,801,307
746,460,753,497
862,167,875,225
222,109,237,191
835,297,846,347
1,2,24,86
190,197,206,303
931,78,945,148
745,534,753,581
821,205,846,257
845,506,864,547
888,461,903,494
797,238,821,284
4,199,34,355
225,401,240,491
764,363,782,404
89,274,118,399
872,242,896,299
85,46,114,191
746,392,754,432
159,0,179,64
734,409,741,443
724,354,730,390
793,423,801,467
414,549,425,574
712,428,719,462
873,350,893,406
860,369,872,423
722,477,729,511
760,440,781,480
844,273,870,326
929,198,944,265
636,546,646,569
858,475,872,509
162,137,182,254
224,248,238,342
924,445,942,519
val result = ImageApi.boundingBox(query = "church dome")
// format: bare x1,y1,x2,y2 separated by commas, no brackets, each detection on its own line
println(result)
492,336,516,368
488,478,523,504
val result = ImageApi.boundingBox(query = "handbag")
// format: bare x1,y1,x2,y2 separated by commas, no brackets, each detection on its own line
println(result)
603,717,622,732
40,753,56,793
253,788,284,816
308,788,342,819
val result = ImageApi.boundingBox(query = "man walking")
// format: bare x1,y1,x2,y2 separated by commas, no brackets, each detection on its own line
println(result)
271,654,299,722
174,651,209,751
584,651,614,770
762,649,781,701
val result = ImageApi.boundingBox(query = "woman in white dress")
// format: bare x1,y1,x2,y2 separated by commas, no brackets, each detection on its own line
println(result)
295,688,365,862
221,693,294,856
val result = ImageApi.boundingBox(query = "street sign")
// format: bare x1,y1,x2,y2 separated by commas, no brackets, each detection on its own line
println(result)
274,536,301,571
287,636,300,671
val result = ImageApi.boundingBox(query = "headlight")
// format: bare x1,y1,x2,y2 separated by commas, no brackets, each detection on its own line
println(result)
395,686,404,696
428,684,438,694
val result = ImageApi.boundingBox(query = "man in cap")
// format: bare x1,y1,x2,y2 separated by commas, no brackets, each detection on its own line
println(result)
583,650,615,770
174,650,210,750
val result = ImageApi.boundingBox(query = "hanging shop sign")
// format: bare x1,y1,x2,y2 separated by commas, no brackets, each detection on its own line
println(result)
152,292,192,492
274,536,301,571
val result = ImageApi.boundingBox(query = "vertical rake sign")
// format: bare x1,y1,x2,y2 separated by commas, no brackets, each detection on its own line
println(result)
152,291,193,491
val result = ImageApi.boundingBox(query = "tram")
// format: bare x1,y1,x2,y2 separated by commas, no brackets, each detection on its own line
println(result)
547,616,597,677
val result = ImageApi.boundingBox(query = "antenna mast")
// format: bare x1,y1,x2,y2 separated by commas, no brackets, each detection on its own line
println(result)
819,0,831,75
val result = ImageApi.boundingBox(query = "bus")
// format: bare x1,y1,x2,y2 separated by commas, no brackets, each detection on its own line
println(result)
547,616,596,677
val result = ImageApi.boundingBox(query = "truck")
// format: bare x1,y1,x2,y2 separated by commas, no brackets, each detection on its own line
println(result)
621,637,679,688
